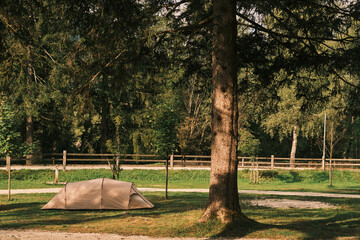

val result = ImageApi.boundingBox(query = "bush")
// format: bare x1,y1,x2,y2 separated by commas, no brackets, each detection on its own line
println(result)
276,171,303,183
260,170,279,180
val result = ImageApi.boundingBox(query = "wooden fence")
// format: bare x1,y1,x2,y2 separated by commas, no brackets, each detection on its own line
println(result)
1,151,360,171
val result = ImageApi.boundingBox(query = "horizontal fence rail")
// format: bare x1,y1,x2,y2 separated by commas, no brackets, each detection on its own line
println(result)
1,152,360,171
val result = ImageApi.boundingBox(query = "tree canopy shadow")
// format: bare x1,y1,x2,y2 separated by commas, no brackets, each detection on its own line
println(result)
0,192,207,230
208,197,360,240
1,193,359,239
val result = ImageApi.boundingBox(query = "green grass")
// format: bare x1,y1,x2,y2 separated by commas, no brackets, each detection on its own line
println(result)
1,192,359,239
1,169,360,194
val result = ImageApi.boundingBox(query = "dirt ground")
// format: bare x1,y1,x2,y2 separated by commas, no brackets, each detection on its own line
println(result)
246,199,336,209
0,229,269,240
0,230,196,240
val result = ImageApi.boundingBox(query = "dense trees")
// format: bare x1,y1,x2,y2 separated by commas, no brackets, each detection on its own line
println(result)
2,0,357,159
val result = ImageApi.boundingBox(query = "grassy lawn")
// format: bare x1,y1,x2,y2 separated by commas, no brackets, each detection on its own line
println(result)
0,192,359,239
1,169,360,195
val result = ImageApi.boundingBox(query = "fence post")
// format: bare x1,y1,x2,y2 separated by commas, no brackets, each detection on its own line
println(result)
242,158,244,167
170,153,174,170
322,156,325,170
63,150,67,171
55,165,59,184
256,161,259,183
6,156,11,201
271,155,274,170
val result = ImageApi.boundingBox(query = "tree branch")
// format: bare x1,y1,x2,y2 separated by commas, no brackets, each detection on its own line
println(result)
237,12,358,43
73,50,126,95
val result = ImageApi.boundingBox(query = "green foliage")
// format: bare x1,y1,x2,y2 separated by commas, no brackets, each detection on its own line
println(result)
259,170,279,180
262,86,304,140
152,96,181,157
0,0,360,160
2,169,359,192
177,76,212,155
0,100,25,157
0,169,52,181
276,171,304,183
238,128,261,156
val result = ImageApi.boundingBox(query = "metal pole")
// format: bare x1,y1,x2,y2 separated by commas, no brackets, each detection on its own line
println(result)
165,158,169,199
322,113,326,170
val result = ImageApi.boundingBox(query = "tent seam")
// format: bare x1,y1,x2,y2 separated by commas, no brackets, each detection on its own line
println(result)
133,186,154,208
100,178,105,210
64,183,67,209
127,182,134,209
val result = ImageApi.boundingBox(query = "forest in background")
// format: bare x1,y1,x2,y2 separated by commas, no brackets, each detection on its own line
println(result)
1,0,360,163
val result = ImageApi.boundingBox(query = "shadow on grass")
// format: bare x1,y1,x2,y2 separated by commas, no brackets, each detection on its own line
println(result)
210,196,360,240
1,193,359,239
0,193,207,230
209,220,268,239
209,212,360,240
334,185,360,194
276,171,303,183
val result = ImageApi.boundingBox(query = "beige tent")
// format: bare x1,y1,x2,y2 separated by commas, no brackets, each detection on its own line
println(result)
42,178,154,210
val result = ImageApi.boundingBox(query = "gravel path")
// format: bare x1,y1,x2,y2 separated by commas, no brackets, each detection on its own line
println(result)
0,230,267,240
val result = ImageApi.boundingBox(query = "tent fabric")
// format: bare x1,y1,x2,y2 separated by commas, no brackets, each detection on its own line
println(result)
41,178,154,210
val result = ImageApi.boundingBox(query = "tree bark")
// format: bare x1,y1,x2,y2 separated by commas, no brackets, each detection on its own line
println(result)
199,0,245,223
290,125,298,168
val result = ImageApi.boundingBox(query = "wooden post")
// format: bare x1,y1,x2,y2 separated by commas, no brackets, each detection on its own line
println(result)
55,165,59,184
115,153,120,180
256,161,259,183
271,155,274,170
170,153,174,170
241,158,244,167
62,150,67,171
249,160,253,182
181,154,185,167
165,158,169,199
6,156,11,201
329,158,333,186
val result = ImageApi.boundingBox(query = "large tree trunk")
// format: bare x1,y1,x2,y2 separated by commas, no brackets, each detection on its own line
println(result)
290,125,298,168
199,0,245,223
